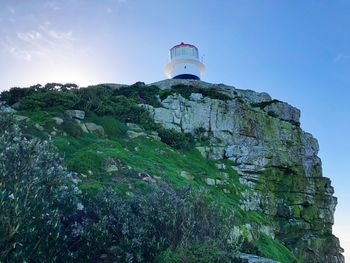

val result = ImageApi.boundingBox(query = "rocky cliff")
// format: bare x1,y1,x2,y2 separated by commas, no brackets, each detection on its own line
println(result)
143,79,344,263
0,80,344,262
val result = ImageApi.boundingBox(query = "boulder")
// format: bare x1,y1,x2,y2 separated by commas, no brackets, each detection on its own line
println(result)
180,171,194,180
126,123,143,132
127,130,146,139
34,123,44,131
15,115,29,122
75,120,89,133
85,122,105,136
52,117,64,125
205,178,216,186
65,110,85,120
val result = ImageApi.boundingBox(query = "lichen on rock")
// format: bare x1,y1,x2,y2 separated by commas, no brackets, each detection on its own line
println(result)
148,79,344,263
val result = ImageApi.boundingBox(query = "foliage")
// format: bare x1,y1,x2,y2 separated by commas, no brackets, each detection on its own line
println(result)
72,85,157,130
155,242,232,263
0,84,42,105
19,90,78,111
160,84,231,101
77,184,238,262
157,128,195,151
0,114,81,262
72,85,116,114
0,83,79,106
113,82,161,107
85,113,128,138
0,115,240,262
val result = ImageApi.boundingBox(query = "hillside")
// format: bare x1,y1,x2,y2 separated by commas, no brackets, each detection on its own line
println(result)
0,80,344,263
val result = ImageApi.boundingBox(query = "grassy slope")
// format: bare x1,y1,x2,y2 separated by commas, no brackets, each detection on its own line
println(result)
17,110,298,263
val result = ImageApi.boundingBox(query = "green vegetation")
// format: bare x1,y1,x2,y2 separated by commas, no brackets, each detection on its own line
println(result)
155,242,233,263
112,82,161,107
256,233,299,263
0,114,241,262
19,90,78,111
157,128,194,151
0,114,80,262
160,84,231,101
0,83,300,262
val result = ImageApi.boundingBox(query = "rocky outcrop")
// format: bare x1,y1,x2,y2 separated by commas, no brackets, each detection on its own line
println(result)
239,253,279,263
0,101,15,113
147,79,344,263
65,110,85,120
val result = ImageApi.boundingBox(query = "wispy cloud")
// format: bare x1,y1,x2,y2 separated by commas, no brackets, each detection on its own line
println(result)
333,53,350,63
45,1,61,11
1,22,77,61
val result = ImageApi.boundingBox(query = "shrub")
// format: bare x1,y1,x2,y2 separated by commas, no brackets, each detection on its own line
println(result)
0,84,42,105
157,128,194,151
113,82,161,107
77,184,238,262
0,114,81,262
19,90,78,111
73,85,115,114
73,85,157,130
160,84,231,101
155,242,232,263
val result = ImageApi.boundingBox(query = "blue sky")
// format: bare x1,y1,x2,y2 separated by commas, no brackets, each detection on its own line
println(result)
0,0,349,259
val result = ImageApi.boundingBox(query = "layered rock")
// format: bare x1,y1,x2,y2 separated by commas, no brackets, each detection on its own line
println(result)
147,79,344,263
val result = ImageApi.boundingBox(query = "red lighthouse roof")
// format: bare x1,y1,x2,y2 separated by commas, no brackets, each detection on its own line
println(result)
170,42,198,50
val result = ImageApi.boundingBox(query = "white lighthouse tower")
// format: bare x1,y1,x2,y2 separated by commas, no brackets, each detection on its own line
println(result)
164,42,205,80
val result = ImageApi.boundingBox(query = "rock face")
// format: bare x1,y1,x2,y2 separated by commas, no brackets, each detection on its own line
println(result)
147,79,344,263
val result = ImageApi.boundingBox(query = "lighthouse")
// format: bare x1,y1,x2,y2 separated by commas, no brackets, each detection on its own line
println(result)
164,42,205,80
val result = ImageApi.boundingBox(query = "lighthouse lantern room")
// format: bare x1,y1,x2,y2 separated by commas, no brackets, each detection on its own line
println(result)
164,42,205,80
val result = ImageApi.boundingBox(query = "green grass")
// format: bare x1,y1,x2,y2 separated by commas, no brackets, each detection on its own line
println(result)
256,233,299,263
84,112,128,138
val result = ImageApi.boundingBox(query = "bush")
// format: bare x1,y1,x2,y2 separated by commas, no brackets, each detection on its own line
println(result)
0,83,79,106
155,242,232,263
157,128,194,151
113,82,161,107
19,90,78,111
0,84,42,105
77,184,238,262
160,84,231,101
73,85,115,114
73,85,157,130
0,114,81,262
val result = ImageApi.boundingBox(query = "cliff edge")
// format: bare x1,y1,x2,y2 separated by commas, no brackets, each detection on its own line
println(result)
145,79,344,263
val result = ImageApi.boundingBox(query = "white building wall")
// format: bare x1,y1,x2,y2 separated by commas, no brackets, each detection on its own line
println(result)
170,61,201,78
